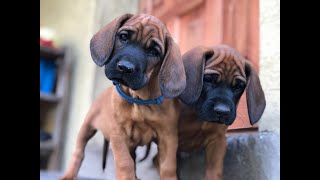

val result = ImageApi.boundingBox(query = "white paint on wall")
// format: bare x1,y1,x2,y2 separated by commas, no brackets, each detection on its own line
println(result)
258,0,280,135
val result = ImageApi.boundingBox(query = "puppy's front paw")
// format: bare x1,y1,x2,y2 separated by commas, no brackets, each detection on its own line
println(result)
59,174,77,180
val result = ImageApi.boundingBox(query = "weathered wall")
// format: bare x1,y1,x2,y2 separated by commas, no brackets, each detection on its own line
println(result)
258,0,280,135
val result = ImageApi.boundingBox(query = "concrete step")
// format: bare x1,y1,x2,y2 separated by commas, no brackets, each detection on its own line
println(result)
177,131,280,180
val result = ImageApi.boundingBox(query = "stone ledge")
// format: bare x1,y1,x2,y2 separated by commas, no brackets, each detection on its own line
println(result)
177,131,280,180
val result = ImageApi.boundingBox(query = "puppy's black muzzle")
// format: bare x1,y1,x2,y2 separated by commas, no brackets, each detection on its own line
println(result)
105,45,148,90
197,97,235,125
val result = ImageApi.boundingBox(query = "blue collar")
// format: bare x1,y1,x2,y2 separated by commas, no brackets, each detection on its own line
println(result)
113,81,164,105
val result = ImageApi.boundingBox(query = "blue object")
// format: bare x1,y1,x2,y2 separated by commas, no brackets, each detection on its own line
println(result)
40,58,57,94
113,80,164,105
40,59,45,88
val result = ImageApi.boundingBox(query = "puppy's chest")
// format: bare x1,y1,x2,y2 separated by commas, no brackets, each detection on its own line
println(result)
121,105,168,147
123,120,155,147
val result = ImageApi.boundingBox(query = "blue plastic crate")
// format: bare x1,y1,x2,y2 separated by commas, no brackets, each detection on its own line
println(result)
40,58,57,94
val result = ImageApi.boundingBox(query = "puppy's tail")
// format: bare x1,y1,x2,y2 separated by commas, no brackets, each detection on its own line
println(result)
139,142,152,162
102,138,109,171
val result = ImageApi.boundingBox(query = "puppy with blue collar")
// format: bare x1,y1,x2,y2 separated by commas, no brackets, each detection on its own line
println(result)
60,14,186,180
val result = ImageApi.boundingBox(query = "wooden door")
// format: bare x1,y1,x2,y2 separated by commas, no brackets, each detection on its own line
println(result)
140,0,259,130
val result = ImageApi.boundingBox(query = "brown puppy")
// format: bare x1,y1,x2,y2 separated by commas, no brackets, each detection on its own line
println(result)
177,45,266,180
60,14,186,180
141,45,266,179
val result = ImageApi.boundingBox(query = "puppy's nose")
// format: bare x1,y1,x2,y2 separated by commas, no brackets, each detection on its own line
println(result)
214,103,231,116
117,60,135,74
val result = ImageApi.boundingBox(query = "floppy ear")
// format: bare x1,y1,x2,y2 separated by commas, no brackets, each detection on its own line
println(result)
90,14,133,67
245,61,266,125
179,46,214,105
159,36,186,98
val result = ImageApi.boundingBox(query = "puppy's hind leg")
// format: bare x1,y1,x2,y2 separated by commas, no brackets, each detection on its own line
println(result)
130,147,141,180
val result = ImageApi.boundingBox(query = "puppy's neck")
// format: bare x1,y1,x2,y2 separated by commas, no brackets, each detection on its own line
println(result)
119,76,162,101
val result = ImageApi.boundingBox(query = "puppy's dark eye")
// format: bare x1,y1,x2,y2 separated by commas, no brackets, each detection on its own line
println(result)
203,74,219,84
203,75,213,83
148,47,160,57
234,80,246,91
211,74,219,84
119,33,128,42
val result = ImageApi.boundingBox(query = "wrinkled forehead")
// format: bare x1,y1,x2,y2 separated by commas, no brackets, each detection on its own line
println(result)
119,14,167,51
204,46,246,82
